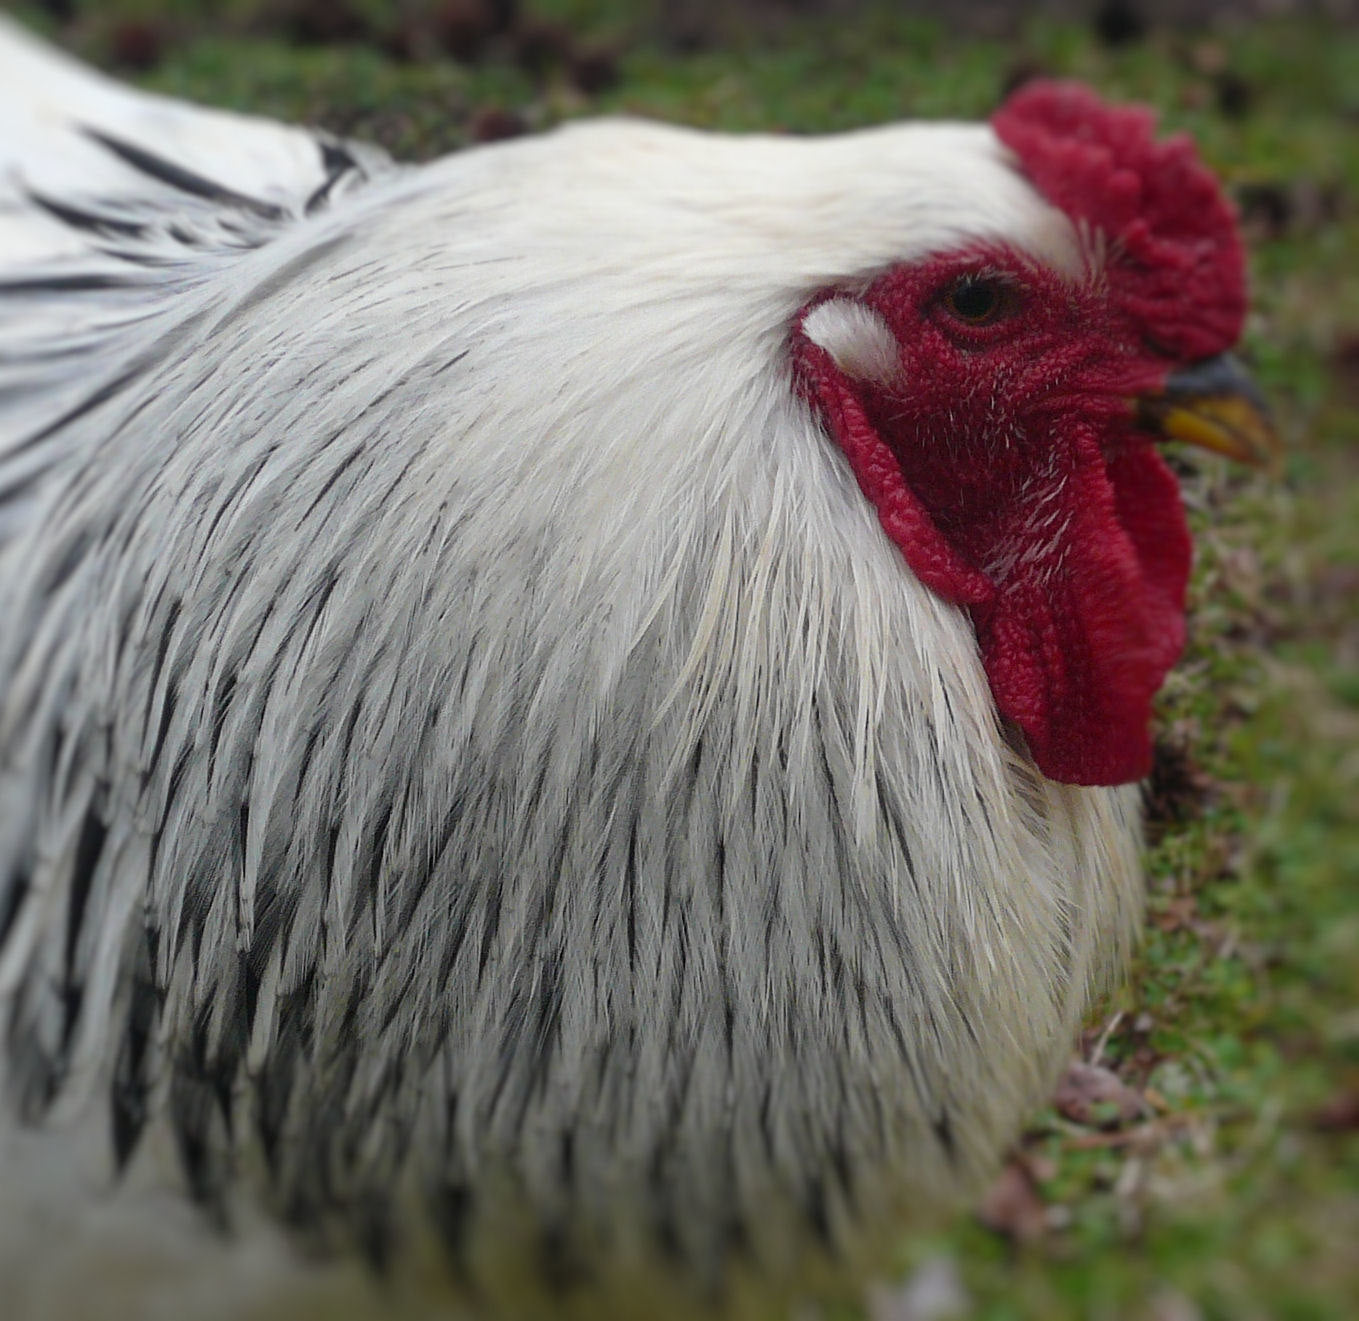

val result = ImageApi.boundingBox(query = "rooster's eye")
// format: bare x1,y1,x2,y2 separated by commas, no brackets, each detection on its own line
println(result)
941,276,1012,327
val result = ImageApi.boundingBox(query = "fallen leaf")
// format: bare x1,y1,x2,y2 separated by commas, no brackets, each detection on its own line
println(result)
1151,894,1200,934
978,1160,1048,1243
1312,1087,1359,1132
1054,1061,1145,1128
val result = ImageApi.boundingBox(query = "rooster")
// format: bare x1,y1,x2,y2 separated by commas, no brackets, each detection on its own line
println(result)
0,16,1274,1321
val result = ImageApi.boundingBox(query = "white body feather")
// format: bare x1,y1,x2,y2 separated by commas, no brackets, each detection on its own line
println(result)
0,17,1142,1319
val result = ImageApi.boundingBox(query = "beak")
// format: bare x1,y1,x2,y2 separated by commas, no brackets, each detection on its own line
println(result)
1135,352,1281,469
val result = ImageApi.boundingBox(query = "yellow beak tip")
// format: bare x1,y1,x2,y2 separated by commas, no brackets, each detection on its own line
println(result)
1152,396,1282,468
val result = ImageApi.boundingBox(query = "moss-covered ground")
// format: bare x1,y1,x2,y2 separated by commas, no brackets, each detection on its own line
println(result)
7,2,1356,1317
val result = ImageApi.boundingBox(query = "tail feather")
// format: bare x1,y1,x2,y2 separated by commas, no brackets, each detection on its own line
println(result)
0,15,396,546
0,15,393,268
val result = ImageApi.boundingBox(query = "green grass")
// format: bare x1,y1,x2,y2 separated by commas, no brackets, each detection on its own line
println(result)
10,2,1358,1317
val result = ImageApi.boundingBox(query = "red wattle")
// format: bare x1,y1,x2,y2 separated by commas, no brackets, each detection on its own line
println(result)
973,429,1190,785
798,339,1192,788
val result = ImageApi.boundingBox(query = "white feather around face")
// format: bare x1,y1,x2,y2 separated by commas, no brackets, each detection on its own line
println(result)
0,99,1133,1310
800,299,903,388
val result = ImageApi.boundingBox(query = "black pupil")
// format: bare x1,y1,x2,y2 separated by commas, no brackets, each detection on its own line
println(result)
950,279,999,321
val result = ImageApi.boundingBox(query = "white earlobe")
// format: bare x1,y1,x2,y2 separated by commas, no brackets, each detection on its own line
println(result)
801,298,901,388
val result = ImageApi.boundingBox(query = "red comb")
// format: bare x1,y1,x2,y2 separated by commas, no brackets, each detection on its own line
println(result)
992,81,1245,361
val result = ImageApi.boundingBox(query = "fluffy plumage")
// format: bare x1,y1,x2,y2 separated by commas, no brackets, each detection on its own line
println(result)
0,18,1251,1321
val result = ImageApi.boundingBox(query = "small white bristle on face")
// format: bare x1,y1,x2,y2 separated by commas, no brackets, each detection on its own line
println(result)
801,298,901,388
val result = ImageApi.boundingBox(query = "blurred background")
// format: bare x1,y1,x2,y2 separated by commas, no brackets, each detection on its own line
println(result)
3,2,1355,1319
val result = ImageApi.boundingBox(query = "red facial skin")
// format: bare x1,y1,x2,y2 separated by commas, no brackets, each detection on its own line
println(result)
794,84,1246,787
795,254,1188,786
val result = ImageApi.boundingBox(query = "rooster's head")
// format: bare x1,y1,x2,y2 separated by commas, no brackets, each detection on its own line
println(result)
794,81,1275,786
